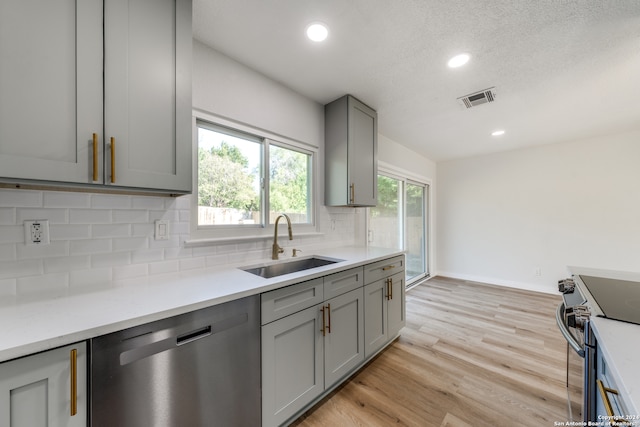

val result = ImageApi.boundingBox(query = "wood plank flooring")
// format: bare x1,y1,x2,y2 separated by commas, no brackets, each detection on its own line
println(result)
291,276,581,427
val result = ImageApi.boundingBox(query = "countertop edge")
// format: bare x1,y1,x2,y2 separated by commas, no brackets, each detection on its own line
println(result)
0,246,404,363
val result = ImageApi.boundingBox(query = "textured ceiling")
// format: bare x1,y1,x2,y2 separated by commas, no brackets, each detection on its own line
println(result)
193,0,640,162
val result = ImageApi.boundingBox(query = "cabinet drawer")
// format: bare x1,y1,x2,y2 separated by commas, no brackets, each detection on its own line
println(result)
364,256,405,284
324,267,364,300
261,278,324,325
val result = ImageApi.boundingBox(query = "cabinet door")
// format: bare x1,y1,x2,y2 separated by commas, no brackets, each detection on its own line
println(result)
104,0,192,192
324,288,365,387
262,305,324,427
0,0,103,184
364,279,388,358
387,271,406,339
347,96,377,206
0,342,87,427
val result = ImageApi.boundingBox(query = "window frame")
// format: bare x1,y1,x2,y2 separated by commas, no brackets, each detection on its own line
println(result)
189,112,319,243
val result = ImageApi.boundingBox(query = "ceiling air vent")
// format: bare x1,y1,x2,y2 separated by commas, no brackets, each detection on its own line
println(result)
457,87,496,109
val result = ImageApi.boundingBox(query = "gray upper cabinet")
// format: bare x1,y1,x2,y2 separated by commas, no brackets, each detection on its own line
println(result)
104,0,192,193
0,0,103,185
325,95,378,207
0,0,192,194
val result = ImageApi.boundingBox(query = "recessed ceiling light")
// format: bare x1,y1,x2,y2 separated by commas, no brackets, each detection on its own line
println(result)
306,23,329,42
447,53,470,68
491,130,506,136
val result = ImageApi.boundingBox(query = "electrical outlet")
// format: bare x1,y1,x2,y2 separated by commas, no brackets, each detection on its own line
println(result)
534,267,542,277
24,220,50,245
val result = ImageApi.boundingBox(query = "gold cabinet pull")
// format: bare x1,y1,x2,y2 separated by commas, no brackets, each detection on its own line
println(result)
326,304,331,334
70,348,78,416
597,379,632,426
92,133,98,181
350,183,355,204
110,137,116,183
320,306,326,336
382,265,396,271
389,277,393,300
385,279,390,300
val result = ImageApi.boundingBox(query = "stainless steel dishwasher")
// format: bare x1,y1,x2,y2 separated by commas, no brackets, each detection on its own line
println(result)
90,295,260,427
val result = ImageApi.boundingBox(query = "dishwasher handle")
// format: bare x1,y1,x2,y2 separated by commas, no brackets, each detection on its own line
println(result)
556,302,585,357
177,325,212,346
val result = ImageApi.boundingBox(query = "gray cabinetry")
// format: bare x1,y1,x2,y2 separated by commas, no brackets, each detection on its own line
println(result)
261,267,364,427
104,0,192,192
325,95,378,207
364,256,406,358
0,0,102,185
0,342,87,427
0,0,192,194
595,341,631,422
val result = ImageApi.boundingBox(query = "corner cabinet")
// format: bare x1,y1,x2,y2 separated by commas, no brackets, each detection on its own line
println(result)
325,95,378,207
0,0,192,194
0,342,87,427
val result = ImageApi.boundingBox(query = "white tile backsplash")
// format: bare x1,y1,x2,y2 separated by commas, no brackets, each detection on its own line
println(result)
0,208,16,225
0,188,360,299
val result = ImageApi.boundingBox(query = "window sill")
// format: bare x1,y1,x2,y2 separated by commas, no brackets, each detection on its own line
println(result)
184,231,325,248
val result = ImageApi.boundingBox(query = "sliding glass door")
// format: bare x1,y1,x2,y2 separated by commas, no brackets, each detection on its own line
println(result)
368,173,429,287
406,181,428,283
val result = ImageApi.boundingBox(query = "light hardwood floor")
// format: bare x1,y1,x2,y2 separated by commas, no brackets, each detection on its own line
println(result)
291,276,581,427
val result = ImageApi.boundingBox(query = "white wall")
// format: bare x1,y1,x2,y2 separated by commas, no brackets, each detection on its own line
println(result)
436,129,640,293
193,40,324,148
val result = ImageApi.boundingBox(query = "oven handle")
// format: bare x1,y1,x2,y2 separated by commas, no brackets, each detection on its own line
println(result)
556,302,585,357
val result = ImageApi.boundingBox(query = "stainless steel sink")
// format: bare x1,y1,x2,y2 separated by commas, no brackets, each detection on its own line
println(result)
241,257,341,279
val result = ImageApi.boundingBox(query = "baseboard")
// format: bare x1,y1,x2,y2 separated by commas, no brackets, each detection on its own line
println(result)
433,271,557,295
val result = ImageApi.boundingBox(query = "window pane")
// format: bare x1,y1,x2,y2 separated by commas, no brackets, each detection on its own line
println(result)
197,126,262,225
269,144,311,224
368,175,402,249
406,183,427,281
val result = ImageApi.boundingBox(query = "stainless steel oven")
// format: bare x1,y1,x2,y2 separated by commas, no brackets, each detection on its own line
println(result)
556,278,596,422
557,270,640,424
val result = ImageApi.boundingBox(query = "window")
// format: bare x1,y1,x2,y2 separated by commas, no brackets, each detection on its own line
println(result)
368,171,430,287
193,119,315,239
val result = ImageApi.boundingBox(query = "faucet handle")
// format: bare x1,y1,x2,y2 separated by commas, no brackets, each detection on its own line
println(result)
292,248,302,257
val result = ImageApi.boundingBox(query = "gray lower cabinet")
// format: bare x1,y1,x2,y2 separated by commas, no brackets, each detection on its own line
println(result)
0,342,87,427
262,303,324,427
261,268,365,427
364,256,406,358
0,0,192,194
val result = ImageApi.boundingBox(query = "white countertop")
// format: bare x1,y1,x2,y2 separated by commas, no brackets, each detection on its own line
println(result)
0,246,403,363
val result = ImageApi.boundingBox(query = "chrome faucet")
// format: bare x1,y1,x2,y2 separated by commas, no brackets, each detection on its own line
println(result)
272,214,293,260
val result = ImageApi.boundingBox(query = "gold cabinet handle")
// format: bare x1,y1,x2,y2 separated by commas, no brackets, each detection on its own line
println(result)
92,133,98,181
382,265,396,271
327,304,331,334
389,277,393,300
350,183,355,204
110,137,116,183
597,379,632,426
385,279,390,300
320,306,326,336
70,348,78,416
